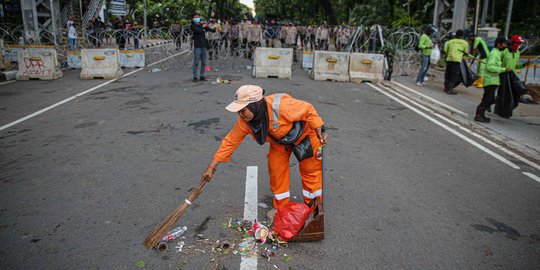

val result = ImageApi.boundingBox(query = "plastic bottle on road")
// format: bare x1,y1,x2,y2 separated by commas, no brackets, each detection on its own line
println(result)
161,226,187,242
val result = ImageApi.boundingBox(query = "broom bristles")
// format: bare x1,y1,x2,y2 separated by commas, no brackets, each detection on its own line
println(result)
144,204,189,248
144,178,207,249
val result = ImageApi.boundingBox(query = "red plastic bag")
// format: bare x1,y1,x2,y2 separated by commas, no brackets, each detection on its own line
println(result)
273,202,311,241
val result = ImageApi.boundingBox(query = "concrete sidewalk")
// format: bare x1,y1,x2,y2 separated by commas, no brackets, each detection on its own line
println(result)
391,75,540,159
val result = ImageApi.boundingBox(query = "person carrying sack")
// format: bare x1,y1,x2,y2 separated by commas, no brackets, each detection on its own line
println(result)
474,37,511,123
201,85,329,218
443,29,469,95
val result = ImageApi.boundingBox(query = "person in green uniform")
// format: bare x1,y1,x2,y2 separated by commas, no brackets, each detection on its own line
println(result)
443,30,469,95
502,35,531,71
474,37,511,123
468,33,489,88
415,26,434,86
502,35,536,104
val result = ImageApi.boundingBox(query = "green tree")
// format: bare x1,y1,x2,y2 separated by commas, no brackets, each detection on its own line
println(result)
127,0,249,26
349,0,391,26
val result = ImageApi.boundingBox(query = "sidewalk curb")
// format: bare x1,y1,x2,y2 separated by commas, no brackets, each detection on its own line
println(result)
140,40,173,49
384,80,540,166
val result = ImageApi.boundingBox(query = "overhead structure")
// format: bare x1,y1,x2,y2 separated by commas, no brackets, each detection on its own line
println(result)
21,0,104,45
433,0,470,33
20,0,61,43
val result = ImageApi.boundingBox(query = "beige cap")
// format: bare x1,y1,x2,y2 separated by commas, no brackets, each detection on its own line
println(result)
225,85,264,112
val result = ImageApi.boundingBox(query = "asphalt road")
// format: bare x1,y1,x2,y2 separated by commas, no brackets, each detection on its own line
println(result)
1,60,539,269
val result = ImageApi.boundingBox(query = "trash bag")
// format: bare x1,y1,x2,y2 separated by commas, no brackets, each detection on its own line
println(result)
273,202,311,241
460,60,478,87
430,45,440,65
509,71,528,96
494,72,516,118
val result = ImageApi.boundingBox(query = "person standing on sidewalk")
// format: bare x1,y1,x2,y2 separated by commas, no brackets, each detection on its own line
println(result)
266,19,280,48
415,26,434,86
443,29,468,95
247,18,263,59
190,14,214,82
67,18,77,51
171,20,182,50
474,37,510,123
281,21,298,62
316,21,330,50
206,18,221,60
468,33,489,88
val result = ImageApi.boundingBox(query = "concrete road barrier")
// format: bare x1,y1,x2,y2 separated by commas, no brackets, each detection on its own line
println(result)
302,51,314,70
80,49,123,80
16,47,63,80
67,51,82,69
119,49,145,68
0,53,11,70
3,46,21,63
349,53,384,84
310,51,350,82
254,47,293,79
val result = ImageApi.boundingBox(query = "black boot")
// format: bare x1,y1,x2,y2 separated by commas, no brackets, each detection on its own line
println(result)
474,107,491,123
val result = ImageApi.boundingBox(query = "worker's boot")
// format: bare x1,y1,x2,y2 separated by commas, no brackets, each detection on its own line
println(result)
474,107,491,123
473,76,484,88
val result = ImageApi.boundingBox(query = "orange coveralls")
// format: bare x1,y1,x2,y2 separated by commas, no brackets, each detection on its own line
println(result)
213,93,324,208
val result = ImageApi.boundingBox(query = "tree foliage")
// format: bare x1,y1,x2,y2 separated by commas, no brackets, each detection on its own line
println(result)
125,0,250,25
254,0,433,26
349,0,391,26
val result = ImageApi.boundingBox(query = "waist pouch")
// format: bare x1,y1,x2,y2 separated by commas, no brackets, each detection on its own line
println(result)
272,122,313,162
292,136,314,161
274,122,304,144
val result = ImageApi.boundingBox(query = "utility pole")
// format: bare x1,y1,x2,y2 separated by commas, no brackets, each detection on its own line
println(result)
433,0,440,26
144,0,147,44
480,0,489,27
490,0,495,25
452,0,468,31
504,0,513,37
474,0,480,34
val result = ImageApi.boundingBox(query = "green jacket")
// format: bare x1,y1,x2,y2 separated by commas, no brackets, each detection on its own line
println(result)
444,38,469,62
483,48,506,87
418,33,433,56
472,37,489,59
501,48,523,70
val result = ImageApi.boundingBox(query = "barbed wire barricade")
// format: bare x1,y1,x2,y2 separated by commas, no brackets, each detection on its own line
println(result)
2,22,538,84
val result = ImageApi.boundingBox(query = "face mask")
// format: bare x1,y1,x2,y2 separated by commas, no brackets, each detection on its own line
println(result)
193,18,201,23
510,43,521,51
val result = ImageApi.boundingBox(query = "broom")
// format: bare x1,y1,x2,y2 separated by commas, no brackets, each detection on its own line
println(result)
144,175,210,249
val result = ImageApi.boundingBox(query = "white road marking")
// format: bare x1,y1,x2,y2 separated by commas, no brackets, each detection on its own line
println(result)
523,172,540,183
0,80,16,86
0,49,189,132
240,166,258,270
392,80,469,116
366,83,521,170
147,49,189,67
378,83,540,172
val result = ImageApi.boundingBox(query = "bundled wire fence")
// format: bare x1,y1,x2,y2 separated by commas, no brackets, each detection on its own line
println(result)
2,22,538,83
